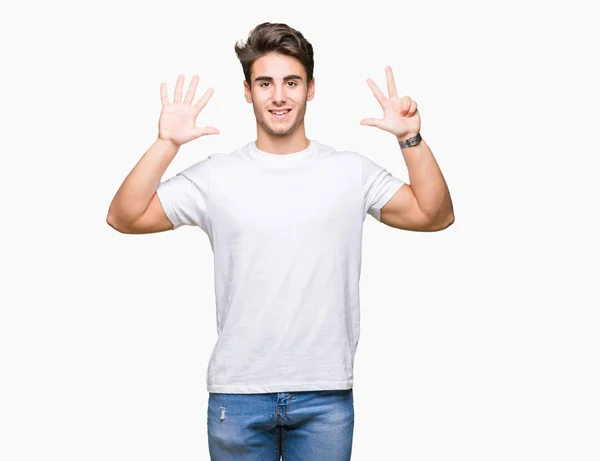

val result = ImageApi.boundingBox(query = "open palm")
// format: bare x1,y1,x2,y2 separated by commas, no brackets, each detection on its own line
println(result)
360,66,421,140
158,74,220,147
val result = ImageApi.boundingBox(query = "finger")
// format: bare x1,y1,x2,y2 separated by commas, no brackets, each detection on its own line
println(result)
396,96,409,115
359,117,383,128
385,66,398,98
173,74,184,103
160,82,170,106
408,99,418,116
366,78,387,109
195,126,220,137
194,87,215,113
401,96,412,115
183,75,200,105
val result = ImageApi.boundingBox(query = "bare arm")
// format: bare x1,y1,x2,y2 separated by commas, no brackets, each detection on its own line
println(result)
360,66,454,231
380,137,454,231
106,74,219,234
106,138,180,233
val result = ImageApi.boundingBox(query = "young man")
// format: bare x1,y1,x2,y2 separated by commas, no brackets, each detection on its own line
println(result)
107,22,454,461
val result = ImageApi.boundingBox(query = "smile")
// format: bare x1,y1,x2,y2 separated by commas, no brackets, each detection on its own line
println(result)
269,109,292,118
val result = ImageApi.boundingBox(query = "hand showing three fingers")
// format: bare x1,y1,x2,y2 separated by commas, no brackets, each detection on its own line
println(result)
158,74,220,147
360,66,421,141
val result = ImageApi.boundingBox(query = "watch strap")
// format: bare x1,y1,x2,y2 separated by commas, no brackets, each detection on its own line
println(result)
398,132,422,148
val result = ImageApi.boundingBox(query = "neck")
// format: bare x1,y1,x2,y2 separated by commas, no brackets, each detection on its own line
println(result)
255,124,310,155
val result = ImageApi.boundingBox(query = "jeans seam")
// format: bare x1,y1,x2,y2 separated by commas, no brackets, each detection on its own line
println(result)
282,426,287,461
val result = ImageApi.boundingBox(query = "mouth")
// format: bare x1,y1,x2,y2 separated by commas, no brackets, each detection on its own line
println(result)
269,108,292,119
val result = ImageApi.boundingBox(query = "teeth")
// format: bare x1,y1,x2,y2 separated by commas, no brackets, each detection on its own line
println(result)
271,110,290,115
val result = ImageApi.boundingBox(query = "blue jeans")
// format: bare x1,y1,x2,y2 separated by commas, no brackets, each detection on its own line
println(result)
207,388,354,460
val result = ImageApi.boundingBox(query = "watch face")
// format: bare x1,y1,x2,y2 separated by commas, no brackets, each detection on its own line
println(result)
400,133,421,147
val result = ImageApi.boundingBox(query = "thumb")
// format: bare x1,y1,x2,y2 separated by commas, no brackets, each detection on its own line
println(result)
195,126,220,137
360,117,383,128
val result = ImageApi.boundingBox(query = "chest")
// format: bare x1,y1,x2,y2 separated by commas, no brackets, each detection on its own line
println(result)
210,163,362,242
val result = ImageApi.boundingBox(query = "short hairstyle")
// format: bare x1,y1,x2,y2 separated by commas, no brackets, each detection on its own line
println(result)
234,22,314,87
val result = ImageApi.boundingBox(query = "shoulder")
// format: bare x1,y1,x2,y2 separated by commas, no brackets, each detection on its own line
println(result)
320,147,384,181
314,142,377,167
312,141,362,167
176,155,213,182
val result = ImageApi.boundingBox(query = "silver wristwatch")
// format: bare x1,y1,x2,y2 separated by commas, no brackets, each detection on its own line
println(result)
398,132,422,148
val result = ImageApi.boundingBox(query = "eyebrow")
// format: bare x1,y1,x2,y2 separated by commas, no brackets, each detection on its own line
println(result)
254,74,303,83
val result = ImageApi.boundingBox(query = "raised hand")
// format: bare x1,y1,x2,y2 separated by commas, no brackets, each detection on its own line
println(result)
359,66,421,141
158,74,220,147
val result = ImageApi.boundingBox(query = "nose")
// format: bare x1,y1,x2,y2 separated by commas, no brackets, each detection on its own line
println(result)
273,83,286,104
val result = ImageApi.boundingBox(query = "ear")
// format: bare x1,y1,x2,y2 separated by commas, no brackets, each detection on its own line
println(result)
243,80,253,104
307,77,315,101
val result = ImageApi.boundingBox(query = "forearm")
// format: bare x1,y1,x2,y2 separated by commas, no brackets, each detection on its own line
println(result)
397,134,454,224
107,138,179,226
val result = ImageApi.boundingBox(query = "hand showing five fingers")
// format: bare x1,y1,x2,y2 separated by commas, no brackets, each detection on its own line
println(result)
158,74,220,147
360,66,421,140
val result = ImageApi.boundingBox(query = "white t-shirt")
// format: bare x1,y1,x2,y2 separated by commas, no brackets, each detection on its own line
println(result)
156,139,405,393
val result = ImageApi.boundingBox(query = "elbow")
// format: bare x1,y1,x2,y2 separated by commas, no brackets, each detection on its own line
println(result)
106,214,121,232
433,193,455,231
106,213,130,234
440,212,455,230
427,212,455,232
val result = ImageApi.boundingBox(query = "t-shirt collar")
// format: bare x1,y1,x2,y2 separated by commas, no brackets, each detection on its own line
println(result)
248,140,317,165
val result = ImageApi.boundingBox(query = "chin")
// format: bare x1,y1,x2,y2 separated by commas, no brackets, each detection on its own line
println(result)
263,120,297,136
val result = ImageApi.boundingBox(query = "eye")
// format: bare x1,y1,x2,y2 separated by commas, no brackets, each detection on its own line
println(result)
259,81,298,88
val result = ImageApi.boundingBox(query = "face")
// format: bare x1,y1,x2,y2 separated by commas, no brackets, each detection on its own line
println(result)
244,52,315,137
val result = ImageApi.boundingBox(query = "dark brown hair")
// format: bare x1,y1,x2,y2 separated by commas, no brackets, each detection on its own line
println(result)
234,22,314,87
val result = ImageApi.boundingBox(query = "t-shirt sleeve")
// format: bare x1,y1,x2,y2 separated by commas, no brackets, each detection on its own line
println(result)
359,153,405,221
155,156,211,231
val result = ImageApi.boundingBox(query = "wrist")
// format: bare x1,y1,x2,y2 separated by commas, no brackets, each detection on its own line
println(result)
396,132,420,143
155,137,181,151
397,132,422,148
